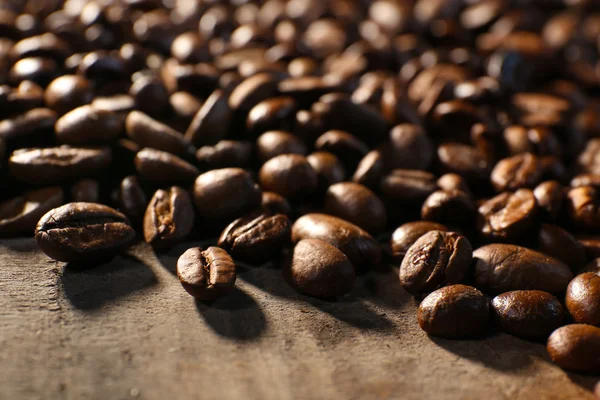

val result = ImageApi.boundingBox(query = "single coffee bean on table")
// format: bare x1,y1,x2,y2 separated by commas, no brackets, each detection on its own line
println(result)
144,186,195,250
177,246,237,301
547,324,600,373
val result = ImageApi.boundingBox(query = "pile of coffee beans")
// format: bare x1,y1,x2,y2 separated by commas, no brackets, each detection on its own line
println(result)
1,0,600,375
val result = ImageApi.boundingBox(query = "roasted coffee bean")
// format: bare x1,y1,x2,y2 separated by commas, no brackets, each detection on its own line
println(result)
380,169,438,204
246,97,297,135
306,151,346,192
177,246,236,301
324,182,387,234
91,95,136,114
437,143,491,184
503,126,560,157
567,186,600,231
126,111,192,157
218,212,291,264
256,130,306,162
381,124,434,170
547,324,600,373
421,189,476,227
390,221,449,261
196,140,252,169
9,57,57,87
0,187,63,236
228,73,278,112
292,213,381,269
185,89,232,146
171,32,208,64
259,154,317,199
117,175,147,226
35,202,136,263
284,238,355,299
9,146,111,184
314,130,369,169
129,74,170,117
44,75,92,115
491,290,564,340
437,173,470,193
144,187,195,250
278,77,340,108
490,153,543,192
352,150,386,189
55,105,123,144
477,189,537,242
400,231,472,297
571,174,600,189
418,285,489,338
538,224,586,272
134,148,199,185
193,168,262,221
473,244,573,294
566,273,600,327
0,108,56,146
261,191,291,215
533,181,565,222
70,179,99,203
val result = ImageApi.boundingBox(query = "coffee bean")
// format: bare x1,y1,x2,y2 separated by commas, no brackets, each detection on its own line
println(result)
437,143,491,184
437,173,470,193
473,244,573,294
538,224,586,272
390,221,449,261
177,246,236,301
9,57,57,87
246,96,297,135
44,75,92,115
278,77,340,108
92,95,136,114
0,187,63,236
324,182,387,234
418,285,489,338
400,231,472,297
134,148,199,185
55,105,123,144
0,108,56,146
315,130,369,170
70,179,99,203
256,130,307,162
185,89,232,146
571,174,600,189
171,32,208,64
503,126,561,157
567,186,600,231
259,154,317,199
575,138,600,175
306,151,346,192
170,92,203,121
9,146,111,184
261,191,291,215
218,211,291,264
491,290,564,340
284,238,355,299
547,324,600,373
35,202,136,263
533,181,565,222
193,168,262,221
490,153,543,192
129,74,170,117
566,271,600,328
196,140,252,169
228,73,278,112
117,175,147,226
421,189,476,227
380,169,438,204
144,186,195,250
477,189,537,242
352,150,386,189
292,213,381,269
126,111,192,157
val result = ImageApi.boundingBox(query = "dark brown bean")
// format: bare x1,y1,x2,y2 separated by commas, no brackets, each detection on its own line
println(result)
324,182,387,234
185,89,232,146
390,221,449,261
256,130,306,162
566,273,600,326
44,75,92,115
118,175,147,226
196,140,252,169
473,244,573,294
315,130,369,169
567,186,600,231
193,168,262,221
0,187,63,236
306,151,346,193
547,324,600,373
258,154,317,199
421,189,476,227
437,143,491,184
384,124,434,170
491,290,564,340
70,179,99,203
35,202,136,263
55,105,123,144
418,285,489,338
261,191,291,215
477,189,537,242
134,148,199,185
292,213,381,269
143,187,195,250
538,224,586,272
284,238,355,299
246,97,297,135
218,212,291,264
400,231,472,297
533,181,565,222
177,247,236,301
228,73,278,112
0,108,56,145
125,111,192,156
380,169,438,203
352,150,386,189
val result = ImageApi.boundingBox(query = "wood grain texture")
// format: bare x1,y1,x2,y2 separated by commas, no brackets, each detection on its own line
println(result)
0,238,596,400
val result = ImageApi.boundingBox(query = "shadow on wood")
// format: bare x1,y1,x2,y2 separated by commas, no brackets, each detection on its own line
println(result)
61,253,158,310
195,287,266,341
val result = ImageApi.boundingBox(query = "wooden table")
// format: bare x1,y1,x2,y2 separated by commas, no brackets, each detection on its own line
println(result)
0,238,596,400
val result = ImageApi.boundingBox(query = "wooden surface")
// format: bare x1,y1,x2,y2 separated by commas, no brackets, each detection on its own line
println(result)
0,237,597,400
